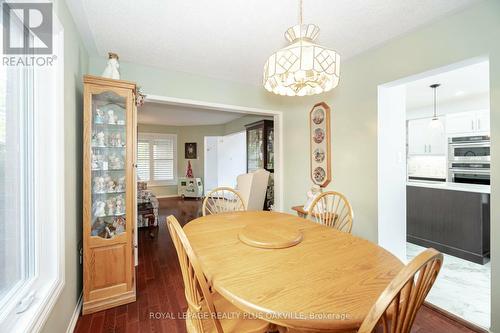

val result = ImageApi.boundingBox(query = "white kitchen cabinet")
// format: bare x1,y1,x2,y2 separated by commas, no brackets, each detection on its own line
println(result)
407,117,446,155
446,112,475,134
408,119,427,155
475,109,490,133
446,110,490,135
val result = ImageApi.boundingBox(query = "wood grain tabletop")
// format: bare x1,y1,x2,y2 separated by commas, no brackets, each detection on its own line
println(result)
183,211,403,332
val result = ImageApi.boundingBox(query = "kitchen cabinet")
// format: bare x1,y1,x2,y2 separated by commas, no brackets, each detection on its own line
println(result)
475,109,490,132
407,185,490,264
407,117,446,155
446,110,490,135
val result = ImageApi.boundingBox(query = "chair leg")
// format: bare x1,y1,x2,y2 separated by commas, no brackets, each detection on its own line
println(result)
267,324,287,333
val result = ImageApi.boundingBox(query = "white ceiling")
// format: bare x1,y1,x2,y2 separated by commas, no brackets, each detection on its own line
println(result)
138,102,245,126
405,61,489,110
68,0,478,86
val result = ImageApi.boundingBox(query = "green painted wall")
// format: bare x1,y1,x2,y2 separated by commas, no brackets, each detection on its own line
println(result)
138,123,223,196
89,57,297,111
41,0,88,332
90,1,500,330
138,114,272,197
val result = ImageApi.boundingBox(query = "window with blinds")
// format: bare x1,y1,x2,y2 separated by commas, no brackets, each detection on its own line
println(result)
137,133,177,185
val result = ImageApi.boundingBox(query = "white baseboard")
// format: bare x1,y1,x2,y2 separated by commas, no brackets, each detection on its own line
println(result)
66,293,82,333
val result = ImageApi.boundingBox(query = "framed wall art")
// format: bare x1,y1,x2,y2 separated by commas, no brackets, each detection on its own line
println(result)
310,102,331,187
185,142,197,159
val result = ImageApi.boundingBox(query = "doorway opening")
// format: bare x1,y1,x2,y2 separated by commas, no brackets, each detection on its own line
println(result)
134,93,283,262
378,57,491,329
204,131,247,194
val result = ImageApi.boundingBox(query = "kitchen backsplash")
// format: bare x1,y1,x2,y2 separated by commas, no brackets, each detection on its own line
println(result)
407,155,447,179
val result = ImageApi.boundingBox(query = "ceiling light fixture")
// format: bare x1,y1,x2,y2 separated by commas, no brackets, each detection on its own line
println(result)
263,0,340,96
429,83,444,131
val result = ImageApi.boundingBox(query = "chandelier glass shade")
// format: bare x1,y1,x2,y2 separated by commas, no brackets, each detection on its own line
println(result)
263,23,340,96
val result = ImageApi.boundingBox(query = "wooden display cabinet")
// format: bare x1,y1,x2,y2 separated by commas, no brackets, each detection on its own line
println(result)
82,75,137,314
245,120,274,210
245,120,274,173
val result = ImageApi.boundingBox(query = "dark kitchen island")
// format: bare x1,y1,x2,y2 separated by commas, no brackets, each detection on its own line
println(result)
407,182,490,264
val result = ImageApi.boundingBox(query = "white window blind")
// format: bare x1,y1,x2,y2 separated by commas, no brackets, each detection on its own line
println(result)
137,140,150,181
137,134,177,185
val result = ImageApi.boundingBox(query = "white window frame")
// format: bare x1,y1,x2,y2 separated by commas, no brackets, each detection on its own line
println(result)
0,9,65,333
138,133,177,186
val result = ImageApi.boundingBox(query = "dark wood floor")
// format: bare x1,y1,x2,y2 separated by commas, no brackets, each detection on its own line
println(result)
74,197,479,333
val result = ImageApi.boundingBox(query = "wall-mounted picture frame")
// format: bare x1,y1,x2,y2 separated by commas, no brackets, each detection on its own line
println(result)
185,142,197,159
310,102,331,187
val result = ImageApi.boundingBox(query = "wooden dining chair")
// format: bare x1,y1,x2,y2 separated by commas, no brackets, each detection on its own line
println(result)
166,215,269,333
202,187,246,216
306,191,354,233
357,248,443,333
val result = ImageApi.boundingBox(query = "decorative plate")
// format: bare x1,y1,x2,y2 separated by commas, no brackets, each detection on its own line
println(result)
309,102,331,187
312,108,325,125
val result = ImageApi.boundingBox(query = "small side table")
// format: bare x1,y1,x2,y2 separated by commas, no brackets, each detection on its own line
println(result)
138,200,156,238
291,205,307,218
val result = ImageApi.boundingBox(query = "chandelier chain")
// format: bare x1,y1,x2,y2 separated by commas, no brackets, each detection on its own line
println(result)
299,0,303,25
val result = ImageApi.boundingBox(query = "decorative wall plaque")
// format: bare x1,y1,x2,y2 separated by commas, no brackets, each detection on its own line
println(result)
309,102,331,187
185,142,197,159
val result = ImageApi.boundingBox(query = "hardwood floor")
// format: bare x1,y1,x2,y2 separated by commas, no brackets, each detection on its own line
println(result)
74,197,481,333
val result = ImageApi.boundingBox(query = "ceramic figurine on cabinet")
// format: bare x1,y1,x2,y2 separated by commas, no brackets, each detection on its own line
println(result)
91,218,106,236
108,133,115,146
93,176,105,193
109,132,118,146
94,153,108,170
113,216,126,234
105,226,114,239
101,52,120,80
94,200,106,217
107,110,117,125
97,226,108,239
91,154,100,170
106,198,115,216
116,176,125,192
107,178,116,192
93,177,100,192
103,175,111,189
96,131,106,147
95,108,105,124
115,195,124,215
113,132,123,147
109,153,122,169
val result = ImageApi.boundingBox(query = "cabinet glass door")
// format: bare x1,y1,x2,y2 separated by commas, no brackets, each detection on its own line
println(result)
266,127,274,170
90,91,127,239
247,127,263,172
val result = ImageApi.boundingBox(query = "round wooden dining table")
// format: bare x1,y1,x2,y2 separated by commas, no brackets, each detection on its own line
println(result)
183,211,403,332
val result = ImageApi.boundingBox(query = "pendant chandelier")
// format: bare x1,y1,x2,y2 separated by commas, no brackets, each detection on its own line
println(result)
263,0,340,96
428,83,444,131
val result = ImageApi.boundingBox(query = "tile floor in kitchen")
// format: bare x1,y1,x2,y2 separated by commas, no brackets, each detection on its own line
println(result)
406,242,490,329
